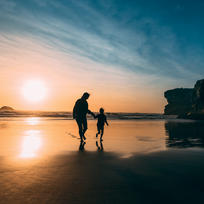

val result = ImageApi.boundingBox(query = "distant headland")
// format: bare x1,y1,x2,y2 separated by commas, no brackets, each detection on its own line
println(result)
0,106,15,112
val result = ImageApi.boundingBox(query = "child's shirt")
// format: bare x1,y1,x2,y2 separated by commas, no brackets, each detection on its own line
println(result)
95,113,107,126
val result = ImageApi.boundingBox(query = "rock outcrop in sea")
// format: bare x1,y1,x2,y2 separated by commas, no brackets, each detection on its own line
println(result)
0,106,14,112
164,79,204,119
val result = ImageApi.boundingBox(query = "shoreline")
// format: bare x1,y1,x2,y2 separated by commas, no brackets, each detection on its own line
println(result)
0,112,176,120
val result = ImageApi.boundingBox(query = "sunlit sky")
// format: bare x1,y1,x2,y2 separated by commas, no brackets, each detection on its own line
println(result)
0,0,204,113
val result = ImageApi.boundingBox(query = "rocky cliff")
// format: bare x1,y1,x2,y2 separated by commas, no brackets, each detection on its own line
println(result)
164,88,194,115
164,79,204,119
192,79,204,112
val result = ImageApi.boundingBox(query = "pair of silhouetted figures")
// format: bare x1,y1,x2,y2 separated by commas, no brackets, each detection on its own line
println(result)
73,92,109,142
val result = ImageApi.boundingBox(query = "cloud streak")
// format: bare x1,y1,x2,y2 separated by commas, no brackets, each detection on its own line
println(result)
1,0,203,82
0,0,204,111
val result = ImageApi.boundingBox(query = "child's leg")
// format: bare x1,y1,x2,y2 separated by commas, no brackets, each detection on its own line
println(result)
96,141,100,149
100,127,104,141
96,124,100,137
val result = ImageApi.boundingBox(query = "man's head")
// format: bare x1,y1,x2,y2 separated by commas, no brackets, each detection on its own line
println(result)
81,92,90,100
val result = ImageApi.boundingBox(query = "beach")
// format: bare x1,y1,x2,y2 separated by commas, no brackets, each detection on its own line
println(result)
0,118,204,203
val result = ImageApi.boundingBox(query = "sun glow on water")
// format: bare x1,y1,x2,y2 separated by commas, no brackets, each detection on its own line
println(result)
20,130,42,158
26,117,40,125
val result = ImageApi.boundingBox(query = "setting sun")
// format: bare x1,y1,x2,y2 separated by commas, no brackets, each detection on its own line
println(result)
22,80,47,102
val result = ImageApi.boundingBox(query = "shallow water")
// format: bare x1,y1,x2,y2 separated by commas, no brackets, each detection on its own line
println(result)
1,117,204,203
0,117,204,161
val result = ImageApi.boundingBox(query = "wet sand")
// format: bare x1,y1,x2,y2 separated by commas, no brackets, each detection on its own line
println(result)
1,150,204,204
0,118,204,203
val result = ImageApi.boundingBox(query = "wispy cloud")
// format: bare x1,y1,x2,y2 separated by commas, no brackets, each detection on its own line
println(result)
0,0,204,90
0,0,202,81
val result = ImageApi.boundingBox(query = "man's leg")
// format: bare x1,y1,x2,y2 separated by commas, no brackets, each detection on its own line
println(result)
76,118,83,140
79,140,86,151
82,117,87,140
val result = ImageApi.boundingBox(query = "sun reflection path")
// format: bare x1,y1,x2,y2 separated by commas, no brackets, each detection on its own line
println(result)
26,117,40,125
20,130,42,158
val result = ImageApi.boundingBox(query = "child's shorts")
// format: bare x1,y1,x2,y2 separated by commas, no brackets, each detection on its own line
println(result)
97,124,104,132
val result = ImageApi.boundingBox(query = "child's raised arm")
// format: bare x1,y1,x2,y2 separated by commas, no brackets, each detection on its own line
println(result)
105,116,109,126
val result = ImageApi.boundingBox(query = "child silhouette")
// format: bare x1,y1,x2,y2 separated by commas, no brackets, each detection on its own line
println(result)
95,108,109,141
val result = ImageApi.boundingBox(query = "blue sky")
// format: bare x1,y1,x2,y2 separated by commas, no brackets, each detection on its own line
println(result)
0,0,204,112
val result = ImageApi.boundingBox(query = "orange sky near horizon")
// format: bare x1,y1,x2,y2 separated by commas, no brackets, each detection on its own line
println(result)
0,36,167,113
1,0,204,114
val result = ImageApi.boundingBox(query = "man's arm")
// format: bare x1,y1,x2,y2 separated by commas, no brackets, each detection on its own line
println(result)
73,100,79,119
85,101,95,118
88,110,96,118
73,104,76,119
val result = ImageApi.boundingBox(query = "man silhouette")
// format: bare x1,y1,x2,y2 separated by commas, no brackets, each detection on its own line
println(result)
73,92,95,141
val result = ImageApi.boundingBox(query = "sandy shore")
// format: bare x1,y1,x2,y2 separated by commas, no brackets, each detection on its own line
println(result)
0,149,204,204
0,118,204,203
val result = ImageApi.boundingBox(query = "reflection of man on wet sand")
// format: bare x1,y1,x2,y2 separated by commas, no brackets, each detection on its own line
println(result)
73,92,95,141
79,140,86,151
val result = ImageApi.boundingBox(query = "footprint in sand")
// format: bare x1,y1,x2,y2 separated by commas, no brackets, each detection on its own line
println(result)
66,132,81,140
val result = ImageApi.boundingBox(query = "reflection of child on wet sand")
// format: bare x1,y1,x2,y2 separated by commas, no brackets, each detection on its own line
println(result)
96,141,103,151
95,108,109,141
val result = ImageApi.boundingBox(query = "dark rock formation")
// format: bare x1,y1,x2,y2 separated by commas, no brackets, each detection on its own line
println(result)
164,88,194,115
192,79,204,112
0,106,14,112
164,79,204,119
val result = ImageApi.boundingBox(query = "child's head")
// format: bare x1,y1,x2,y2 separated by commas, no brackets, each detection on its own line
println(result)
99,108,104,114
